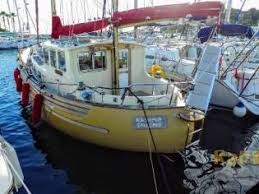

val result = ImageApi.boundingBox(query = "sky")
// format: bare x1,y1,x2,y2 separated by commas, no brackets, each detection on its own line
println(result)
0,0,259,34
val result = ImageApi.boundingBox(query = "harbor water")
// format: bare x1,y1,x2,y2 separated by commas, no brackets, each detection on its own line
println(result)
1,49,259,194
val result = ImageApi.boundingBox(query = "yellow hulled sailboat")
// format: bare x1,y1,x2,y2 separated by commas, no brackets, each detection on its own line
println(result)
16,0,223,153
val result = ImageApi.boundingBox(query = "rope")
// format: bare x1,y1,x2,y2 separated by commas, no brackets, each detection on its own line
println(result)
127,88,172,194
148,136,159,194
0,147,32,194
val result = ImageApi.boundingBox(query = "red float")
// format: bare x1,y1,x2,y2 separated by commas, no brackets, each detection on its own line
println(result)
16,78,22,92
219,55,223,66
21,83,30,106
234,68,239,79
14,68,20,83
31,94,43,124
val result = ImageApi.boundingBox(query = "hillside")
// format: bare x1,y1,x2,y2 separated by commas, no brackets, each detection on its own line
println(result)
229,8,259,26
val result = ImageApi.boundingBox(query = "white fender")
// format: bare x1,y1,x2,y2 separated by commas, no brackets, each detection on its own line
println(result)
233,102,247,118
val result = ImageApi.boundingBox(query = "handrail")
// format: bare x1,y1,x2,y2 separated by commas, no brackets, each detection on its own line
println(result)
128,81,193,88
221,29,259,78
80,81,193,97
239,66,259,97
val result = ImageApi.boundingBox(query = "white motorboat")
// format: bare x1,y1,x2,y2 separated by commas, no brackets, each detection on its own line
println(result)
211,44,259,116
0,135,25,194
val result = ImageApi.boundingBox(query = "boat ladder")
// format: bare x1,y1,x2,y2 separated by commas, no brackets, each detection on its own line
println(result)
186,43,222,113
185,127,203,149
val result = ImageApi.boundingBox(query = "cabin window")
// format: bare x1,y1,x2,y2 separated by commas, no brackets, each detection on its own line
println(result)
43,48,49,64
50,50,57,67
94,51,106,69
145,55,155,60
78,51,106,72
58,51,66,72
161,56,169,62
78,52,93,71
33,55,44,66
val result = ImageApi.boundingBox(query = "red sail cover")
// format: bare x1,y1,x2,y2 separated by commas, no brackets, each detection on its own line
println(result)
52,1,223,39
52,16,109,39
113,1,223,27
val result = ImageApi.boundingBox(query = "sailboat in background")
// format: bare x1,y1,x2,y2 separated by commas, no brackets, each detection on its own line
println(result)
16,0,223,153
0,0,47,50
204,0,259,117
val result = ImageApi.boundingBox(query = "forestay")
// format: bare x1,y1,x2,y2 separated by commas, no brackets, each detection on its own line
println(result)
186,43,221,113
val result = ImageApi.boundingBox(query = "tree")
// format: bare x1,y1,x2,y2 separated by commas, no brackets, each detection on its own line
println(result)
10,12,16,32
229,8,259,26
0,11,7,30
5,13,11,31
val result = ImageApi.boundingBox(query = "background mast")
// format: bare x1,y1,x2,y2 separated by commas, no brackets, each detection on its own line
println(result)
35,0,39,43
134,0,138,39
225,0,232,23
14,0,22,34
51,0,57,16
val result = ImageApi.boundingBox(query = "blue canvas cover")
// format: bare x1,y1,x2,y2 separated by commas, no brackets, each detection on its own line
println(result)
198,24,254,43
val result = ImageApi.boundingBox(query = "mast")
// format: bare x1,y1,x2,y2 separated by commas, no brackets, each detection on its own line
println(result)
112,0,120,93
35,0,39,44
5,0,11,31
7,0,16,32
14,0,22,34
51,0,57,16
23,0,30,33
151,0,154,6
101,0,107,35
134,0,138,39
225,0,232,23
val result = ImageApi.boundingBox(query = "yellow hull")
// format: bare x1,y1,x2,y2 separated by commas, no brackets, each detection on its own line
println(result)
26,78,199,153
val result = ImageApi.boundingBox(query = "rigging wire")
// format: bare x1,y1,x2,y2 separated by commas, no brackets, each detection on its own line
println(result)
14,0,23,34
80,0,87,22
75,1,80,23
23,0,30,33
6,0,12,31
85,0,92,21
59,0,64,24
236,0,247,24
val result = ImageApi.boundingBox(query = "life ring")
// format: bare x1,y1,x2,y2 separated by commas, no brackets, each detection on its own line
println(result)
149,64,165,78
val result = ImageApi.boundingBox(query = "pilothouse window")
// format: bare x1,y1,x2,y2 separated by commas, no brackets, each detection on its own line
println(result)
50,50,57,67
146,55,155,60
78,51,106,72
43,48,49,64
79,52,93,71
58,51,66,72
94,51,106,69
